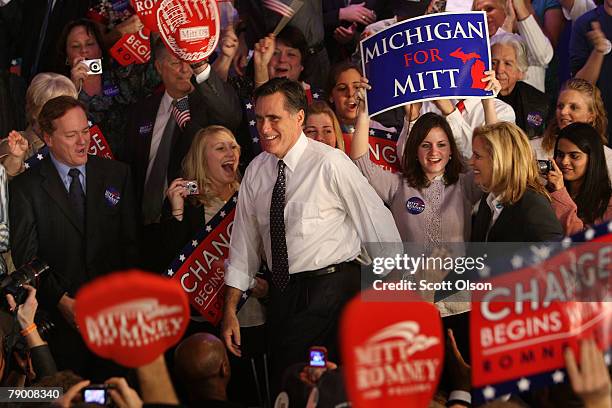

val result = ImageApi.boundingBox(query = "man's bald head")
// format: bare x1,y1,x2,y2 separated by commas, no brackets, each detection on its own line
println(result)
174,333,230,384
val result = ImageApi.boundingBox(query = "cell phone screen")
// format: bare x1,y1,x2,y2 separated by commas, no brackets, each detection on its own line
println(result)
309,349,326,367
84,389,107,404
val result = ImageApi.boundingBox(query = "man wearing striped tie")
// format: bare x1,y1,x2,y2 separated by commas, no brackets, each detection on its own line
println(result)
125,36,242,272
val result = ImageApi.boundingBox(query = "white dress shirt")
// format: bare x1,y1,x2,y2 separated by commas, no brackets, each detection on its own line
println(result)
145,65,212,184
225,133,402,292
562,0,596,20
485,192,505,229
397,98,516,160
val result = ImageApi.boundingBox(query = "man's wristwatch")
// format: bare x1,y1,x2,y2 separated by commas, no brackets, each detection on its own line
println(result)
600,39,612,56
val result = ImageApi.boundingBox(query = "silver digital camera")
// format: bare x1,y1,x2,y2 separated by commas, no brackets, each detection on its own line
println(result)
185,181,199,195
83,58,103,75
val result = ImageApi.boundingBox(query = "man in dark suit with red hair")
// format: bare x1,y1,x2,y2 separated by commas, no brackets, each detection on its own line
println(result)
9,95,139,380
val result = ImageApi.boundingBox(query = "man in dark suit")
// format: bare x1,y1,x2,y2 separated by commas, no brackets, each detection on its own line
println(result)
9,95,139,380
125,37,241,271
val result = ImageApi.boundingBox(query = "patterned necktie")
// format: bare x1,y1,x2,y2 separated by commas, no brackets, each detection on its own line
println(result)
270,160,289,291
68,168,85,228
171,97,191,130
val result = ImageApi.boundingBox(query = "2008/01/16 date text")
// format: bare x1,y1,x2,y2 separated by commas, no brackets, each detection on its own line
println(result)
0,387,62,401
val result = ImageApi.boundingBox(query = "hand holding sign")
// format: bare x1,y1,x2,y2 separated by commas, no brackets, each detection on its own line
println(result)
360,12,493,117
482,69,501,96
340,295,443,408
110,28,152,66
116,14,145,36
131,0,160,32
348,77,372,160
75,270,189,368
157,0,220,63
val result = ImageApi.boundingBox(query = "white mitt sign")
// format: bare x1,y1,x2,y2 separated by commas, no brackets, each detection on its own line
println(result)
157,0,220,63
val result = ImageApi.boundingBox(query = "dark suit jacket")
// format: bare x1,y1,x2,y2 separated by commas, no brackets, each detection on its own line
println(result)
9,155,139,310
499,81,549,139
158,200,206,273
125,69,242,211
471,189,563,242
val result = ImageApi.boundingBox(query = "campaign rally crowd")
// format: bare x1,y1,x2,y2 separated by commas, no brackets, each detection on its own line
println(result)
0,0,611,406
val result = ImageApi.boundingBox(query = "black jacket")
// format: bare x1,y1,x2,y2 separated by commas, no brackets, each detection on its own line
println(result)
9,155,140,309
471,189,563,242
499,81,549,139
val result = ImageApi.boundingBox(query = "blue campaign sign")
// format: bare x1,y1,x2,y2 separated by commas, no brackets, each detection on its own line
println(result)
360,12,493,117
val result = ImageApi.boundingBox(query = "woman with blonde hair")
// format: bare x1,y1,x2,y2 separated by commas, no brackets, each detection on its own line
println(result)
165,125,241,226
162,125,266,332
304,101,345,151
1,73,77,178
470,122,563,242
532,78,611,176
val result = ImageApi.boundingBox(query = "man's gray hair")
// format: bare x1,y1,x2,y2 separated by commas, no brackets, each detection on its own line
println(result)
491,32,529,73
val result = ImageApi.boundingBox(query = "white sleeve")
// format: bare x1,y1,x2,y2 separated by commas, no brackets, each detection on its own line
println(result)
397,115,415,158
562,0,596,20
445,99,516,160
398,105,473,160
493,98,517,123
224,168,263,292
330,153,402,248
517,15,554,67
194,64,212,84
446,108,475,160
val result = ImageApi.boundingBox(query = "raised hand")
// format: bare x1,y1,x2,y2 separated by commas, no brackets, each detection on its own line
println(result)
7,130,28,159
588,22,611,54
339,2,376,25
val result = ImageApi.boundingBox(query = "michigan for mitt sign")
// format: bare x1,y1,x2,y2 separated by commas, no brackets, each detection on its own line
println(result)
360,12,493,116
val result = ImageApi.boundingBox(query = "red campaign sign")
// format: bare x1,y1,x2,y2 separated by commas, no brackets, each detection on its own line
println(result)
75,270,189,368
88,125,115,159
168,201,236,326
110,28,152,66
157,0,220,63
471,240,612,401
341,295,443,408
343,132,400,173
131,0,160,32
